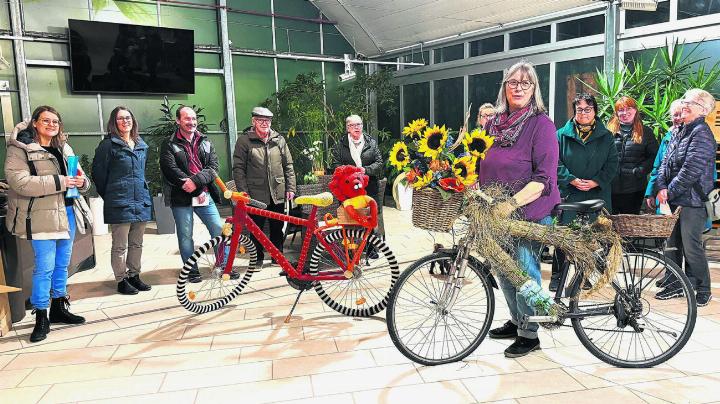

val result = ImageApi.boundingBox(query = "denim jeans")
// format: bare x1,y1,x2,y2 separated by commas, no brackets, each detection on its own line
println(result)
171,199,224,267
30,206,76,310
498,215,553,339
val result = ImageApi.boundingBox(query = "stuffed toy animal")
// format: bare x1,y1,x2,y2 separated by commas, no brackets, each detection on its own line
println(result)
328,165,378,228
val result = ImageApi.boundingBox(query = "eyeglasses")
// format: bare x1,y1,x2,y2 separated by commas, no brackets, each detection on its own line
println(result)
254,118,272,125
480,113,495,119
616,107,636,115
39,119,60,126
116,116,133,122
505,80,533,90
575,107,594,114
347,123,363,128
680,100,706,112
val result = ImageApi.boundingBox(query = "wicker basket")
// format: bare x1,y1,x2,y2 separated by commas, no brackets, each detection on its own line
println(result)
336,206,370,225
411,188,464,232
606,210,680,238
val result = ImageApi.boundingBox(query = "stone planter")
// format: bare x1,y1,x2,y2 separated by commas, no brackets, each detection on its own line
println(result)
392,174,413,211
153,194,176,234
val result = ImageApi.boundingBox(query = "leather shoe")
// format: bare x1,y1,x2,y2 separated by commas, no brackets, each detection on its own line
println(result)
117,278,139,295
504,336,541,358
127,275,151,291
489,320,517,339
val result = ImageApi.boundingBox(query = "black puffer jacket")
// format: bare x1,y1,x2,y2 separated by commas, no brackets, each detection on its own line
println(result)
656,117,717,207
159,131,221,207
611,125,659,194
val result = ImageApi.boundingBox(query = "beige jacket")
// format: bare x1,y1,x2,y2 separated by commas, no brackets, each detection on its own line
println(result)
4,123,93,240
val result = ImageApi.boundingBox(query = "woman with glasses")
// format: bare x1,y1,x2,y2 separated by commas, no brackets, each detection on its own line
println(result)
476,103,496,130
654,89,717,307
477,61,561,358
549,93,618,291
92,106,152,295
5,105,92,342
608,96,659,214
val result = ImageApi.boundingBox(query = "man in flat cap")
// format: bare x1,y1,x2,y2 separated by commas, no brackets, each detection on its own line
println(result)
233,107,296,264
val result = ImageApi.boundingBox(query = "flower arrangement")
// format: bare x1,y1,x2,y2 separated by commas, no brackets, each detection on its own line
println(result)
299,138,325,173
389,118,494,198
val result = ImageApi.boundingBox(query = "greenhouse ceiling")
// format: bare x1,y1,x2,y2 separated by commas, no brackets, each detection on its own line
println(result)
309,0,604,57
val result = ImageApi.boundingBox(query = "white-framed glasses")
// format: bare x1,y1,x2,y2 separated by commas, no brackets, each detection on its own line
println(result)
116,116,133,122
39,118,60,126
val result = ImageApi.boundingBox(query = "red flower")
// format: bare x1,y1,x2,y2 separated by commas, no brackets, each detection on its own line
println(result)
438,177,465,192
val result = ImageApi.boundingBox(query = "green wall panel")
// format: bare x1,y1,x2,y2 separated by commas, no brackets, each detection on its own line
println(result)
92,1,157,26
0,1,10,30
323,33,354,56
195,52,221,69
233,55,276,131
276,28,321,54
227,13,273,50
228,0,270,13
23,0,90,34
207,133,230,178
324,62,346,111
160,4,219,45
24,42,69,61
277,59,322,88
0,40,21,134
274,0,319,19
27,67,99,133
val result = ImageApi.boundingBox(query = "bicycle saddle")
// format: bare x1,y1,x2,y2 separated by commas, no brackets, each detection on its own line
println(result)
295,192,334,207
555,199,605,213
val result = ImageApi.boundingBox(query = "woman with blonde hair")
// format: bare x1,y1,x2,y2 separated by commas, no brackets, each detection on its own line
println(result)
5,105,93,342
476,103,496,130
608,96,659,214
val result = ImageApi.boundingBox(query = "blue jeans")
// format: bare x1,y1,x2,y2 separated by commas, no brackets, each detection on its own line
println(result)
30,206,76,310
498,215,553,339
171,199,224,267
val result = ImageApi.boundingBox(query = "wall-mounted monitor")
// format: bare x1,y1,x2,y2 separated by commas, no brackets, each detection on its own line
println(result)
68,19,194,94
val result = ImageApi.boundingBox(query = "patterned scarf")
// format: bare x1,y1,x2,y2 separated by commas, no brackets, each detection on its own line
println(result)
488,101,535,147
574,119,596,143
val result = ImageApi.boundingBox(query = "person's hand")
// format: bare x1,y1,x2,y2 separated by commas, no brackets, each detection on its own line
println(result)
182,178,197,193
645,197,656,210
286,191,295,201
64,176,83,188
570,178,584,189
493,201,517,218
657,189,668,204
575,179,599,191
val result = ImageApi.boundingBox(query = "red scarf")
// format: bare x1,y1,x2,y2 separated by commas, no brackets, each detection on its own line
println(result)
488,101,535,147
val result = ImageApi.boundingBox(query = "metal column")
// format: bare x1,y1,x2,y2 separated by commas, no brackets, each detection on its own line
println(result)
9,0,30,120
218,0,239,158
604,1,620,87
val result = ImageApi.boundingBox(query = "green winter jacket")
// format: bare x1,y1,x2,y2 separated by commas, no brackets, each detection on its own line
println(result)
557,119,619,223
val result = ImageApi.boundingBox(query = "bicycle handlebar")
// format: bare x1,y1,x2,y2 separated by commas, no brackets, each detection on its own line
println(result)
212,173,268,210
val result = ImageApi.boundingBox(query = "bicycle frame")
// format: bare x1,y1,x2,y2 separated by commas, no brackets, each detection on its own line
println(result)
220,199,372,282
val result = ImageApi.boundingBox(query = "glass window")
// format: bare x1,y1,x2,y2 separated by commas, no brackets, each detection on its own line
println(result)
378,90,401,138
469,35,504,57
433,77,464,130
403,82,430,122
536,63,551,111
509,26,550,50
553,57,604,127
403,51,429,69
557,15,604,41
468,71,503,129
625,1,670,29
678,0,720,19
433,44,464,64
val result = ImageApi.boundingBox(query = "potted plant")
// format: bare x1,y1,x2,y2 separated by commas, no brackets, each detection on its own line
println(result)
79,154,108,235
145,97,213,234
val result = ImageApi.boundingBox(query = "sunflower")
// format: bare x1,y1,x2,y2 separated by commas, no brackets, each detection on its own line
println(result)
402,118,428,141
389,142,410,170
453,156,478,186
411,170,434,190
463,128,494,160
418,125,448,159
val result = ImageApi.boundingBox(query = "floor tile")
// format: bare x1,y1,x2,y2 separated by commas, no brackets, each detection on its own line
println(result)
0,353,16,369
210,327,304,350
517,386,646,404
0,385,51,404
19,359,139,387
369,346,416,366
77,390,198,404
4,346,118,370
182,317,272,339
160,361,273,391
111,336,212,360
0,367,32,388
461,368,585,401
626,372,720,404
133,348,241,375
273,350,376,378
240,339,338,363
666,350,720,374
39,374,164,403
562,368,615,389
352,380,476,404
573,363,686,385
416,354,527,383
311,364,423,395
88,324,186,347
273,393,354,404
195,376,313,404
17,335,95,353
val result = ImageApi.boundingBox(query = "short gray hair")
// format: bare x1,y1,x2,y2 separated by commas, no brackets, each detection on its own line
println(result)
345,114,363,124
495,61,546,115
669,99,683,114
683,88,716,116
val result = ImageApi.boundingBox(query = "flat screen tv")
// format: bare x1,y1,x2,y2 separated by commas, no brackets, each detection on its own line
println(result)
68,19,194,94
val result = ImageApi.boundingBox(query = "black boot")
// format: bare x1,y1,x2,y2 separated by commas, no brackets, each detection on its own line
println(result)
127,274,152,291
49,296,86,324
504,336,541,358
29,309,50,343
117,278,139,295
489,320,518,339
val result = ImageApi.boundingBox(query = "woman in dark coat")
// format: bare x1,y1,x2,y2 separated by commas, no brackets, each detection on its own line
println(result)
608,96,659,214
92,106,152,295
550,93,618,291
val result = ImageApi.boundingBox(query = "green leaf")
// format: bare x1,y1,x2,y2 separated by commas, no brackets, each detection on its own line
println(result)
437,188,453,201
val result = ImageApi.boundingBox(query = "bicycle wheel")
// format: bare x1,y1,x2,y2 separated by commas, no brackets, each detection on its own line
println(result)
308,228,399,317
570,247,697,368
176,234,259,314
386,252,495,366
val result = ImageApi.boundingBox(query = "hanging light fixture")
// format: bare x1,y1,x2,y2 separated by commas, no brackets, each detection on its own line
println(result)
620,0,659,11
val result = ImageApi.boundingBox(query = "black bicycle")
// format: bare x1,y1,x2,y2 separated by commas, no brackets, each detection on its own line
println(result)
386,191,697,368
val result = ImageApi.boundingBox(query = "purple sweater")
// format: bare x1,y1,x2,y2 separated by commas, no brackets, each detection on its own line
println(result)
478,113,561,222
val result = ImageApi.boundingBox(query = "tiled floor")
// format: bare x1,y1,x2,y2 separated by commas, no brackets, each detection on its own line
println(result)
1,208,720,403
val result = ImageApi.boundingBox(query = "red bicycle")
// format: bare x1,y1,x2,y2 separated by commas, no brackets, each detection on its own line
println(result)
176,175,399,320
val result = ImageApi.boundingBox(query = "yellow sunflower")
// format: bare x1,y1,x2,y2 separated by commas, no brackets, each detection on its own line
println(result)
453,156,478,186
402,118,428,141
389,142,410,170
418,125,448,159
411,170,434,190
463,128,494,160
